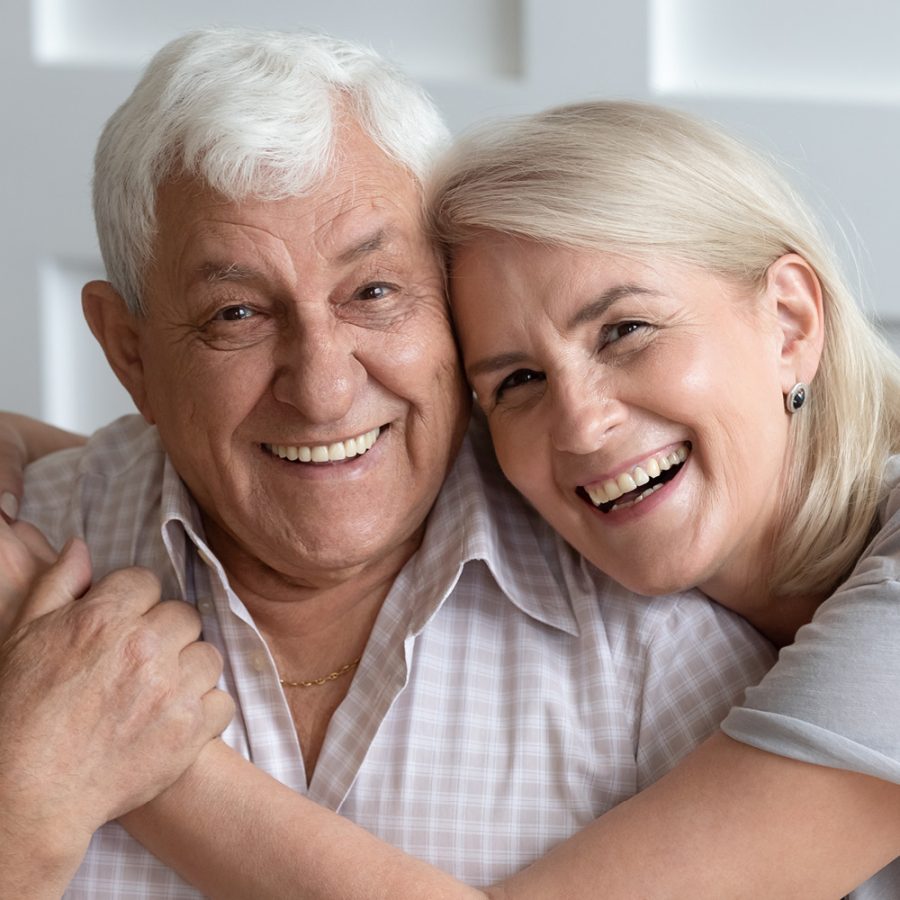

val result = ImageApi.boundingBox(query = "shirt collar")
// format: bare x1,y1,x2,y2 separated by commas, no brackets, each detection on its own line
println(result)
401,414,580,637
158,455,224,601
153,417,580,638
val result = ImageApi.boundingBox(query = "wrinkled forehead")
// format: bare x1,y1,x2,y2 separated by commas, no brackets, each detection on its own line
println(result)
152,135,431,261
142,161,441,310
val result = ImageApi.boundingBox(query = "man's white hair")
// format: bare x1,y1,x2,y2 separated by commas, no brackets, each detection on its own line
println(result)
93,27,451,314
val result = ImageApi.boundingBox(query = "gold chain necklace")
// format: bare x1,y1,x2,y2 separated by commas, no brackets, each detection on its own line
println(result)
279,657,361,689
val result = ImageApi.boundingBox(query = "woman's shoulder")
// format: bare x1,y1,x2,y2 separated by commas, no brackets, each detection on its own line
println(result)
879,454,900,525
840,454,900,590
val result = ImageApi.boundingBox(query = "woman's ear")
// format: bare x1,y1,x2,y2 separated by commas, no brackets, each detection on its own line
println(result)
81,281,154,423
764,254,825,392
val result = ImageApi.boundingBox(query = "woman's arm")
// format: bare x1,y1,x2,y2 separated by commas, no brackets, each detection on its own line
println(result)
122,733,900,899
121,740,483,900
0,413,85,521
494,732,900,899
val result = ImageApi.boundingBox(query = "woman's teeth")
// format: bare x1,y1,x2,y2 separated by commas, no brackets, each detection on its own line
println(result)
265,427,381,464
584,444,689,509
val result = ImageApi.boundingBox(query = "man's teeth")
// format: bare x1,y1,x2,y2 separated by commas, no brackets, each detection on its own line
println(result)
267,427,380,464
585,444,689,507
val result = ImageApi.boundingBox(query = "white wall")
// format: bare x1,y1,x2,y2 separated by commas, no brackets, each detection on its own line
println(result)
3,0,899,432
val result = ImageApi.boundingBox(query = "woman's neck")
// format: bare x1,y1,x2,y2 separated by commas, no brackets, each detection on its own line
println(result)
701,565,825,647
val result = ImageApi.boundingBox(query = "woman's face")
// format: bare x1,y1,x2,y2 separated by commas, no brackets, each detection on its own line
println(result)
452,235,798,605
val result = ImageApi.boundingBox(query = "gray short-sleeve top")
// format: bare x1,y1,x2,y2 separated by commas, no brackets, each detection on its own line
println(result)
721,455,900,897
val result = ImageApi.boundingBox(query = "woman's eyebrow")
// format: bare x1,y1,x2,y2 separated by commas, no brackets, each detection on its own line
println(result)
466,350,529,380
567,284,661,329
465,284,662,381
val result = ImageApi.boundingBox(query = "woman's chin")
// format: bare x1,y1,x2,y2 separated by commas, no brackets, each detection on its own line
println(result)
581,556,699,598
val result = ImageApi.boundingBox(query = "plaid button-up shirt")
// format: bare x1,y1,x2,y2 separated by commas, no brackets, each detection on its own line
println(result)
21,414,774,896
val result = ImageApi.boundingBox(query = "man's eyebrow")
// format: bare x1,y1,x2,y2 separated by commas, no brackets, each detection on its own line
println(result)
335,228,392,265
567,283,661,329
198,262,261,283
465,284,661,381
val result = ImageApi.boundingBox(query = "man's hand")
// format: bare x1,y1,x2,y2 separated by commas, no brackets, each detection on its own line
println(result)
0,541,234,895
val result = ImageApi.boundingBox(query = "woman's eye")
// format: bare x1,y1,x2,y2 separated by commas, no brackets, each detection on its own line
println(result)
214,305,256,322
357,283,395,301
496,368,545,399
604,321,647,345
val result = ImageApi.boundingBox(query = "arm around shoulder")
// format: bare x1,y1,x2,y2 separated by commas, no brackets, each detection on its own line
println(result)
491,731,900,899
0,412,86,521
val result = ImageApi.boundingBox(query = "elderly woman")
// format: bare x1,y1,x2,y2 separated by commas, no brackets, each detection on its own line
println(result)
3,101,900,897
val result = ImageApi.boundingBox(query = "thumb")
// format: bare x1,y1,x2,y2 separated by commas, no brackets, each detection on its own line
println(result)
15,538,93,625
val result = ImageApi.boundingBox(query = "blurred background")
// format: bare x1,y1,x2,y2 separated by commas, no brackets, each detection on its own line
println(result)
2,0,899,432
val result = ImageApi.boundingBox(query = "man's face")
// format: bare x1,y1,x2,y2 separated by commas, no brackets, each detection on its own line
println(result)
119,127,469,586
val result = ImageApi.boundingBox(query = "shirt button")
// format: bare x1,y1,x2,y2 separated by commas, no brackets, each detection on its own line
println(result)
198,599,214,614
251,652,268,673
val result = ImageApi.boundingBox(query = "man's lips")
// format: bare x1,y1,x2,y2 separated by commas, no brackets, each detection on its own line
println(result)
262,426,382,464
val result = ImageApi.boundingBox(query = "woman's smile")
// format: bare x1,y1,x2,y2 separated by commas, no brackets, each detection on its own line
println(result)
579,442,690,512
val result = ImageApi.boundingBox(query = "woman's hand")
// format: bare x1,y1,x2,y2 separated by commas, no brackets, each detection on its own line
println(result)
0,517,57,640
0,412,86,523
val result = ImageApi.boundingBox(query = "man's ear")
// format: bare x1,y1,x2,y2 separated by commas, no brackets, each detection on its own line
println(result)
82,281,155,424
764,254,825,393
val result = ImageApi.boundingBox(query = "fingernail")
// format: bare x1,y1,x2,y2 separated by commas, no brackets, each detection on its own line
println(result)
0,492,18,522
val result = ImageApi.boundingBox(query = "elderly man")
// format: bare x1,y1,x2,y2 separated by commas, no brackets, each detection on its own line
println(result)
0,27,774,897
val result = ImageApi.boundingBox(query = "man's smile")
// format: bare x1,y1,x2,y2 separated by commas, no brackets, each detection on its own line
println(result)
263,426,383,464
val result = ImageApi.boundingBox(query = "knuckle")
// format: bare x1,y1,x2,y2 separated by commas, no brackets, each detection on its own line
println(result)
96,566,161,601
69,601,116,645
159,598,202,629
165,698,205,746
196,639,224,673
121,625,163,669
214,690,236,727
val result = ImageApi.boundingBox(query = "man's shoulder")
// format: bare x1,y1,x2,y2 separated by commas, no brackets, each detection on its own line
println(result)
25,415,163,484
574,558,770,653
20,415,165,547
450,416,770,660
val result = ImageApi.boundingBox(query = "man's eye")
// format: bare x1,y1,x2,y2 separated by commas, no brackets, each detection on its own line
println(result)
604,321,647,345
496,368,544,399
214,305,256,322
356,283,395,301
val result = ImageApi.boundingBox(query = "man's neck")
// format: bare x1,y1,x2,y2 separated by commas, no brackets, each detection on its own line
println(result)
200,516,425,778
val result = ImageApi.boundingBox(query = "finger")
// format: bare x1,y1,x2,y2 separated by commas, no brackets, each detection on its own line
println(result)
178,640,225,692
15,538,93,624
200,688,235,739
0,421,26,524
143,599,203,648
87,565,162,616
11,521,58,566
0,491,18,524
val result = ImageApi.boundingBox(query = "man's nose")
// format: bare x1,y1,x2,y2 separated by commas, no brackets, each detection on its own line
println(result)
271,320,363,424
549,375,622,455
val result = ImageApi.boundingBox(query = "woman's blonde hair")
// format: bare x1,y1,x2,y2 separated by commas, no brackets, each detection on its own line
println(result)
431,101,900,600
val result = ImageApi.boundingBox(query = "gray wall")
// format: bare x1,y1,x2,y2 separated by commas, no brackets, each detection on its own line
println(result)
3,0,898,431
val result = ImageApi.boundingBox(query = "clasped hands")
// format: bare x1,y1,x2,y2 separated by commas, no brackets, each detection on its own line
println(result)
0,499,233,888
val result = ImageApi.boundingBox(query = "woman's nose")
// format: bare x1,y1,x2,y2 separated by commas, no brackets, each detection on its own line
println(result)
549,376,622,455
